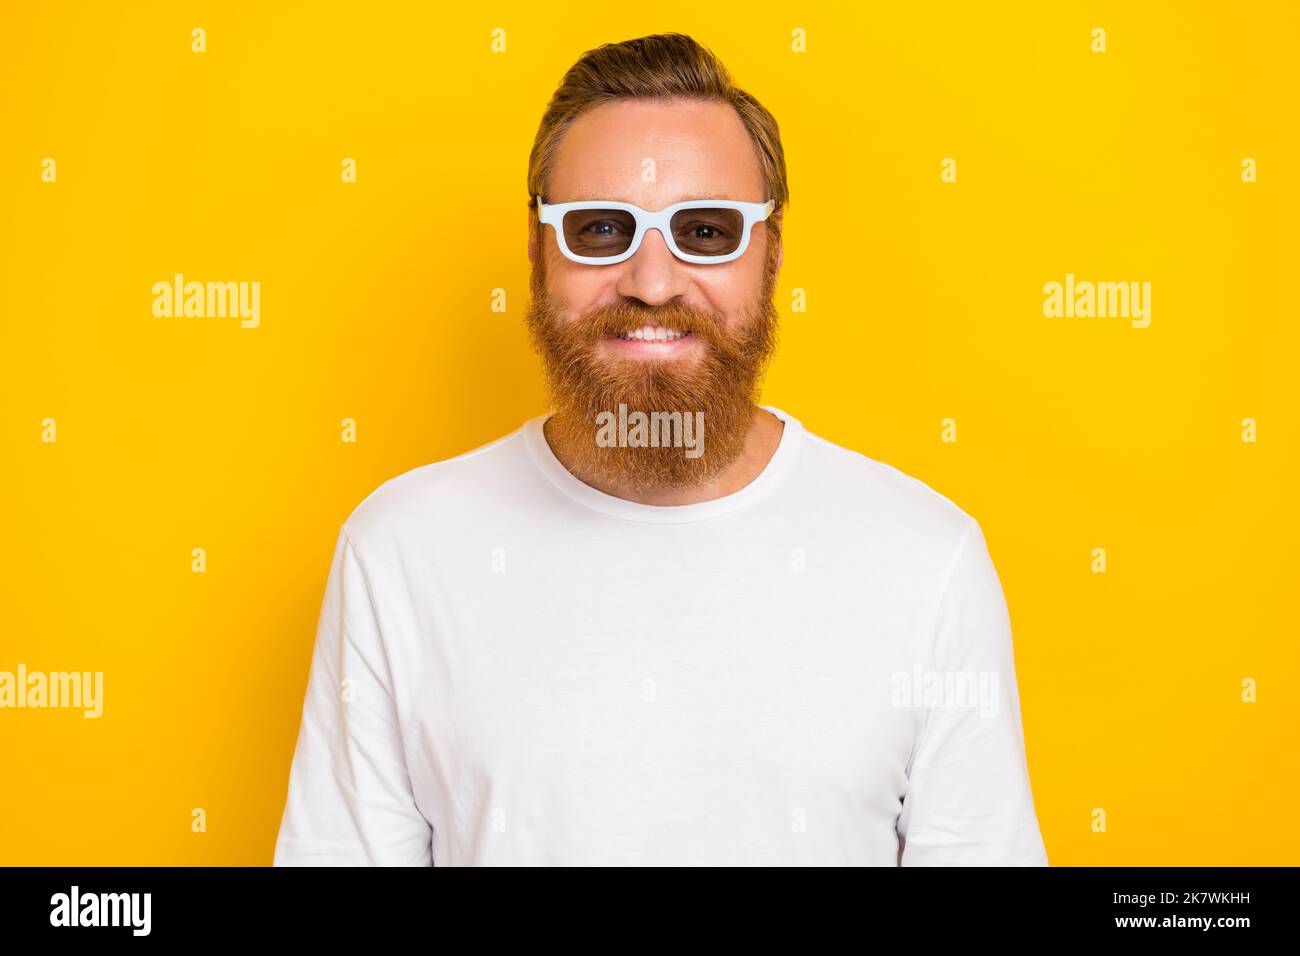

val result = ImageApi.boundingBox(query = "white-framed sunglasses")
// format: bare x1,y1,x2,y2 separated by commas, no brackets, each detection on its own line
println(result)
536,194,776,265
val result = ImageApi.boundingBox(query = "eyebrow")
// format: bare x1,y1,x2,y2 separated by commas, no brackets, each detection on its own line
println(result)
549,192,755,205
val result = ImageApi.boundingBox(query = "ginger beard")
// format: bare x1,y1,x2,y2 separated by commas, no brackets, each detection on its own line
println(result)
526,230,781,492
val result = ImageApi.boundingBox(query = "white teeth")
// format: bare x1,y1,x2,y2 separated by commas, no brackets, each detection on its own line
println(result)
615,325,689,342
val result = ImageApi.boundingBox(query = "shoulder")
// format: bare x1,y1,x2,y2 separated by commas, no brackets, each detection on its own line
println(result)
793,416,982,557
339,420,535,551
797,419,981,532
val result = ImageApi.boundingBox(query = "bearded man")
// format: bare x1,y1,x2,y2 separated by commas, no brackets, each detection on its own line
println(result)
274,33,1048,867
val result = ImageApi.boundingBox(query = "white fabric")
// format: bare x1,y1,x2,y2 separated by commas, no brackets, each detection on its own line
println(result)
273,406,1048,866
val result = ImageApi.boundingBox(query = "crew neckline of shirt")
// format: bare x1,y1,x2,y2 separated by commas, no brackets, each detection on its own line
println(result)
522,404,804,524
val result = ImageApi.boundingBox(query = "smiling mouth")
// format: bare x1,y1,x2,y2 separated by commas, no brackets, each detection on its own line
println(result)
609,325,692,342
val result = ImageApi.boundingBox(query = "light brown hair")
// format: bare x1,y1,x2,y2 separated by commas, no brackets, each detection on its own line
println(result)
526,32,789,243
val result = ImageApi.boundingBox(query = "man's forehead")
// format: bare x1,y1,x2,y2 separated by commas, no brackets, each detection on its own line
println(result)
547,99,765,203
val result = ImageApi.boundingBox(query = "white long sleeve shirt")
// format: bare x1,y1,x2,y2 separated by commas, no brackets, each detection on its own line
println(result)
273,405,1048,866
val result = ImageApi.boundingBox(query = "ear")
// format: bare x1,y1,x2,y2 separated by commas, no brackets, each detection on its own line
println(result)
528,211,538,265
768,208,783,277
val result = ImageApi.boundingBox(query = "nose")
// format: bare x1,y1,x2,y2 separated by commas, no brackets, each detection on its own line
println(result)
614,227,689,306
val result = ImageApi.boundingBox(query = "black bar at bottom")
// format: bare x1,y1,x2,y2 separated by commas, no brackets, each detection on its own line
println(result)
0,866,1287,940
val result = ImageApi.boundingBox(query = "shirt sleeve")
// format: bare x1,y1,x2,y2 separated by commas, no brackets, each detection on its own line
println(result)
896,519,1048,866
273,525,434,865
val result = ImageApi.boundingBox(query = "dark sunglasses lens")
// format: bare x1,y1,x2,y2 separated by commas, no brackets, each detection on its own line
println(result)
561,209,637,258
670,207,745,257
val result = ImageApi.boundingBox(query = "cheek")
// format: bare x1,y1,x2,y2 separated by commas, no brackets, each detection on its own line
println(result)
699,262,764,323
545,252,612,320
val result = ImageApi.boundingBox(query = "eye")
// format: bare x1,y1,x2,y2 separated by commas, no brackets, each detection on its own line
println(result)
669,208,745,256
584,219,629,237
677,220,731,241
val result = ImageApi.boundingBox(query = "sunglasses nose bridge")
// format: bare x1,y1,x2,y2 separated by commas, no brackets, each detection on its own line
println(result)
625,220,680,265
627,209,671,257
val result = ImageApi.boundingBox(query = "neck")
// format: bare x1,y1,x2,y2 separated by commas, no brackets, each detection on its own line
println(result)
542,405,785,506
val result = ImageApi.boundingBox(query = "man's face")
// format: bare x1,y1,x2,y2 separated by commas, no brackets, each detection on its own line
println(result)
526,97,783,489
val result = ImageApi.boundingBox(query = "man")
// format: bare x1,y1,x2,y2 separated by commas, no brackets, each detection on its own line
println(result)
273,32,1048,866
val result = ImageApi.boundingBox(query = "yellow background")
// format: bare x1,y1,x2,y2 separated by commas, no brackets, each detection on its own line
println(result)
2,1,1296,865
